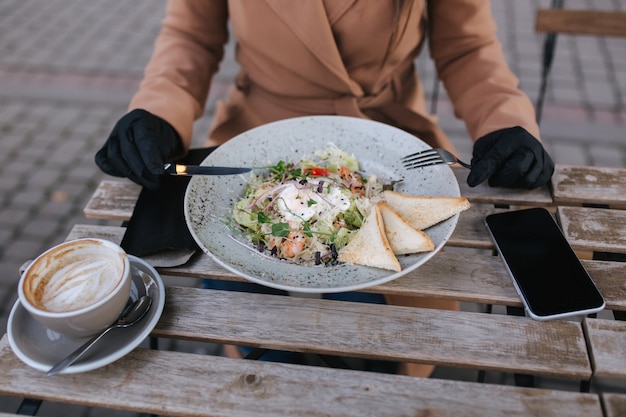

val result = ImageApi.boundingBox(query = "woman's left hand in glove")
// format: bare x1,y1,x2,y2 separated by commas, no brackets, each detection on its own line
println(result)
467,126,555,189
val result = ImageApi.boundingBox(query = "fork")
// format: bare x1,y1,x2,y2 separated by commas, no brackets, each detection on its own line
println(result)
401,148,471,170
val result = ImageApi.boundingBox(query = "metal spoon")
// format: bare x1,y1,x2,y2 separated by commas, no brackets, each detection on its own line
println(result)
47,295,152,376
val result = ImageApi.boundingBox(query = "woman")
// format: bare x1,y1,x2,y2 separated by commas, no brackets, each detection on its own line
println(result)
96,0,554,377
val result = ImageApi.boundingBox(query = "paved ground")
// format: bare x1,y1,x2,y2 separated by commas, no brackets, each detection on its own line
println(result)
1,0,625,415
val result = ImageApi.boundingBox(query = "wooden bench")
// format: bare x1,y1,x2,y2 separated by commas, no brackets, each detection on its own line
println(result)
534,7,626,124
535,8,626,38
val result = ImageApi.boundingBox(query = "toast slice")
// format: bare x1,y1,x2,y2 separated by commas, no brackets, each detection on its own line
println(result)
378,202,435,255
383,190,470,230
337,204,401,272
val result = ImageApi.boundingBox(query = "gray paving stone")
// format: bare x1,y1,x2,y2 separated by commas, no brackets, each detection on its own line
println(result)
21,219,60,239
552,80,587,103
585,81,620,107
2,238,45,263
35,199,75,219
0,225,13,243
589,145,626,168
15,145,51,162
24,168,62,189
550,142,589,166
0,206,30,226
43,108,83,129
0,257,22,285
0,176,21,196
10,189,46,207
0,102,26,124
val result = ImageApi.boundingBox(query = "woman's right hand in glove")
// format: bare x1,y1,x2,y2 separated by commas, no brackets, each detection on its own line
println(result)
95,109,183,189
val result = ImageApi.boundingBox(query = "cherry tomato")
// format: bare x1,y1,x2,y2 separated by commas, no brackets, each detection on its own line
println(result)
304,167,331,177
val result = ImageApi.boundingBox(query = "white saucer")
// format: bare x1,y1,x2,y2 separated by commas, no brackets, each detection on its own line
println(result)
7,255,165,374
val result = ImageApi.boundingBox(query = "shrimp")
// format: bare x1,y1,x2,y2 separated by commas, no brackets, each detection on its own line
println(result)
281,231,306,258
269,221,306,258
338,165,365,196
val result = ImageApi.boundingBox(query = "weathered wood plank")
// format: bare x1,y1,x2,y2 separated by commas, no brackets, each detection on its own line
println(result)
535,9,626,37
557,206,626,254
64,224,518,303
152,287,591,379
79,179,548,252
66,224,626,310
584,318,626,380
0,337,602,417
448,204,502,249
581,260,626,311
66,224,126,243
552,165,626,209
601,393,626,417
83,179,140,220
454,168,554,206
87,165,626,229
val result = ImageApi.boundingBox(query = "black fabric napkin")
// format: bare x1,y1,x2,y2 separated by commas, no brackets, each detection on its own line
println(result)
120,147,216,267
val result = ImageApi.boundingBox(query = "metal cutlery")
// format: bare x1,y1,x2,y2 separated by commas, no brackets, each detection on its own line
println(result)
164,163,252,176
401,148,471,170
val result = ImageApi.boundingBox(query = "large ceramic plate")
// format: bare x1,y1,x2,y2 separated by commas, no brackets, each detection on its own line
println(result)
185,116,460,293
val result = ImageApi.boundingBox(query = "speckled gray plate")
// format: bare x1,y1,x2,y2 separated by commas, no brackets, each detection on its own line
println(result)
184,116,461,293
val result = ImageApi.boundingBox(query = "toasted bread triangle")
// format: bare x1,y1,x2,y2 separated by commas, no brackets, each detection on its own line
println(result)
378,202,435,255
383,191,470,230
337,204,401,272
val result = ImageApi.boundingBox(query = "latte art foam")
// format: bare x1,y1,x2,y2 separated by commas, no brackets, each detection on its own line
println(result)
37,256,122,312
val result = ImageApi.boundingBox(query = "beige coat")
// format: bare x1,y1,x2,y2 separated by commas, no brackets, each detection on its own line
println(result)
130,0,540,153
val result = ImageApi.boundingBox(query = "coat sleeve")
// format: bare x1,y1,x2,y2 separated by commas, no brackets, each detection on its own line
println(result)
128,0,229,148
427,0,541,141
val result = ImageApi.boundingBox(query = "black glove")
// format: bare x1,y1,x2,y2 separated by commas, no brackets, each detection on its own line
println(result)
95,109,183,189
467,126,554,189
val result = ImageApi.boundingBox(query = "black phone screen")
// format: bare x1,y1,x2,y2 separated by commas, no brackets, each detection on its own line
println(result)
486,208,605,318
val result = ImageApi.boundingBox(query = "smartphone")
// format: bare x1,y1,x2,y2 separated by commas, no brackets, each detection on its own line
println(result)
485,208,605,321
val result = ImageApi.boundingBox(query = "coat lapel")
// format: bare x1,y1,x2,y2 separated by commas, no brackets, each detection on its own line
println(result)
264,0,362,94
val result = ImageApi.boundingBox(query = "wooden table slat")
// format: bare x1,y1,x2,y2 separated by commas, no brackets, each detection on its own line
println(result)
83,177,556,224
0,336,603,417
583,318,626,380
557,206,626,254
150,286,592,379
83,166,626,226
601,393,626,417
66,224,626,311
454,168,554,206
83,179,140,220
551,165,626,208
84,177,626,258
448,205,500,249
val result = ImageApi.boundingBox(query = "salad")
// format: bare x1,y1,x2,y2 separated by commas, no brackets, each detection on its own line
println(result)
231,147,387,266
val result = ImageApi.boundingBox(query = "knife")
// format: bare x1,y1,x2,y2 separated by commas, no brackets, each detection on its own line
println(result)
164,163,252,176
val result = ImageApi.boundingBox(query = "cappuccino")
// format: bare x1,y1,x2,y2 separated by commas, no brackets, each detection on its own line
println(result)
25,247,124,312
19,238,132,337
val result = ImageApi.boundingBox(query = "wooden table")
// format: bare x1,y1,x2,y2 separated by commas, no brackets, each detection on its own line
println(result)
2,164,626,417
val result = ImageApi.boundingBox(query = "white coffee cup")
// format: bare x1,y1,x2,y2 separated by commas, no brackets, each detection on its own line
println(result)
18,238,131,338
